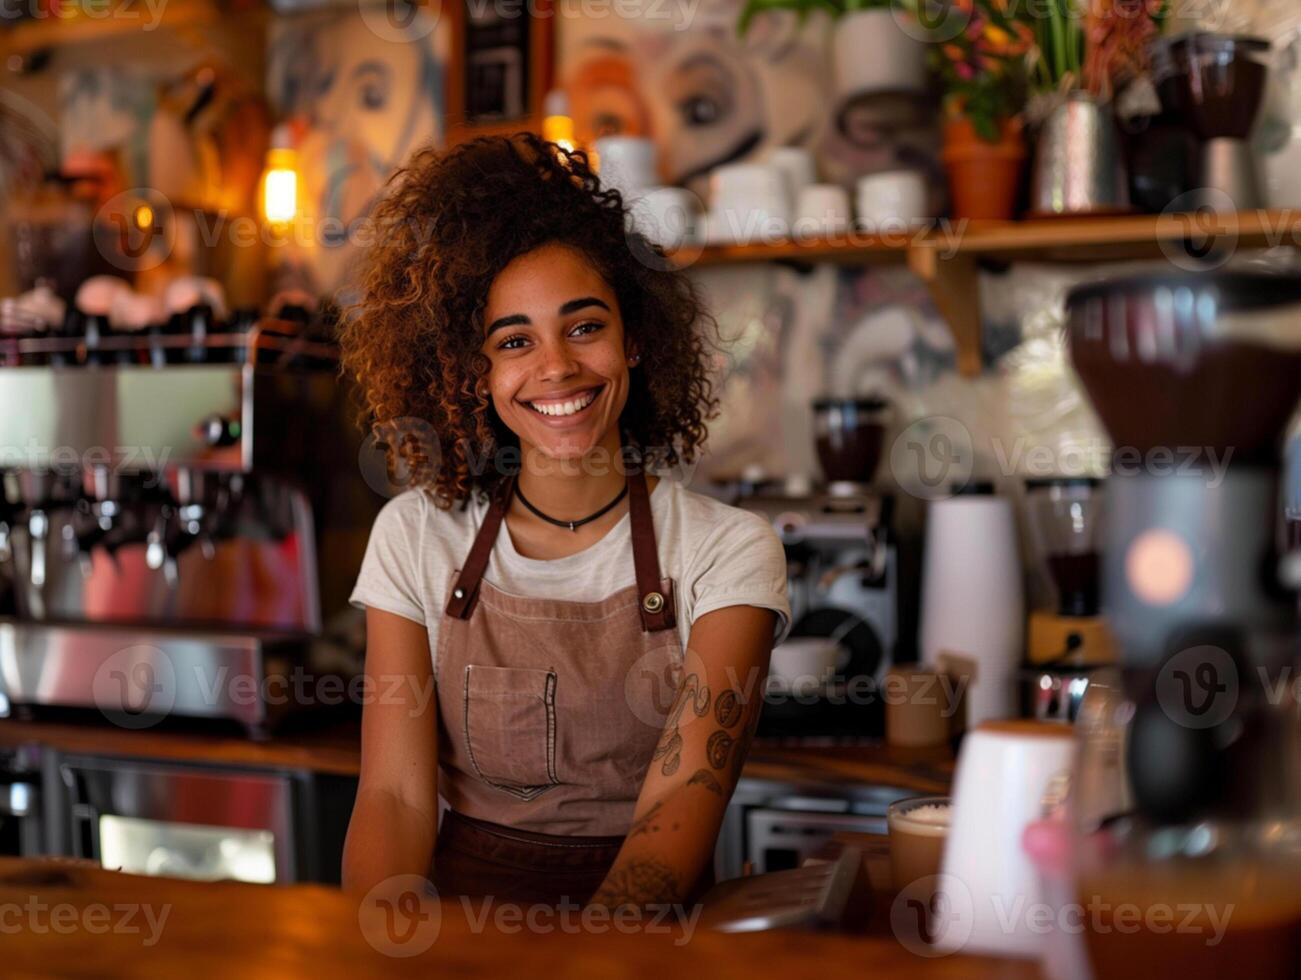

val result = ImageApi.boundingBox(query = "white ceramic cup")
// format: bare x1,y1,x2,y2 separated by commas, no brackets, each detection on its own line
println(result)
765,146,817,204
855,170,928,230
628,187,699,249
793,184,852,238
769,637,846,697
931,720,1076,959
709,162,792,241
594,136,658,200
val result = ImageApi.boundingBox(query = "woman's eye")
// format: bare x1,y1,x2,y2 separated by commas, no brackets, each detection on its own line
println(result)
498,334,529,350
570,320,604,337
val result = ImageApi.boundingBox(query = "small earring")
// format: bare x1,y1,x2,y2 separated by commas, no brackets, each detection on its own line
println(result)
476,382,490,399
628,354,640,366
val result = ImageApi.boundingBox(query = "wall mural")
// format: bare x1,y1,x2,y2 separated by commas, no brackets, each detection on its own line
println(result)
267,8,447,299
558,0,943,200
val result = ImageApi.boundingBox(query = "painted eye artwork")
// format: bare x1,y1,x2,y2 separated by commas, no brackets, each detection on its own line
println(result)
353,62,391,113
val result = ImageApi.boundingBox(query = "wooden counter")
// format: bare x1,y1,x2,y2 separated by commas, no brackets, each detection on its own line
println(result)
0,857,1039,979
0,715,953,791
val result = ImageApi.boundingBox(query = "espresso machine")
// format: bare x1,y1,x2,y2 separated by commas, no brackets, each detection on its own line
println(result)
731,397,898,741
0,318,376,737
1062,271,1301,978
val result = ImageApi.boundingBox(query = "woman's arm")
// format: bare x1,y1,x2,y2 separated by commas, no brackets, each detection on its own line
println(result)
588,604,776,909
342,607,440,895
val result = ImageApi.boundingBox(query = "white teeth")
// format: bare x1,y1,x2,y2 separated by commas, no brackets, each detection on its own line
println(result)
529,389,598,417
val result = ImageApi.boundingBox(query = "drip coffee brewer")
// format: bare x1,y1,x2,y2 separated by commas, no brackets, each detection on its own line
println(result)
1022,478,1115,722
1152,33,1272,211
1061,271,1301,980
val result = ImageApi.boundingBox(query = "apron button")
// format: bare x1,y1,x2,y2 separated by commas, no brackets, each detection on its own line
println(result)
642,591,664,614
453,588,465,600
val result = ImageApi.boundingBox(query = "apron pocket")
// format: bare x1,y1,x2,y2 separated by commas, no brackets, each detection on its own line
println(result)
463,665,559,800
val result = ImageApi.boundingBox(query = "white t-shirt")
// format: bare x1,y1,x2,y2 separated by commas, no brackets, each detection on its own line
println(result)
348,477,792,667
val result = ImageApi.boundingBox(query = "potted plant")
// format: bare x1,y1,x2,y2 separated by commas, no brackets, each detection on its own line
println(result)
928,0,1035,221
738,0,929,102
1026,0,1165,215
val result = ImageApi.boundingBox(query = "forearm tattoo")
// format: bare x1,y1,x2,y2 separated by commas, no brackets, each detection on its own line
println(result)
687,768,724,797
589,858,682,910
652,671,710,777
628,799,678,838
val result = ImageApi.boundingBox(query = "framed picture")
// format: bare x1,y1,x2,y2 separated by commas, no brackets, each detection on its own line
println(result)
445,0,554,143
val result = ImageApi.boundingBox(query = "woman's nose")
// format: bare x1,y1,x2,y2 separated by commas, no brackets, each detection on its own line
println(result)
537,340,579,380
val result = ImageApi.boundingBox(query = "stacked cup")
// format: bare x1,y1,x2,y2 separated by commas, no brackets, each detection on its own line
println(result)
705,163,791,244
596,136,701,251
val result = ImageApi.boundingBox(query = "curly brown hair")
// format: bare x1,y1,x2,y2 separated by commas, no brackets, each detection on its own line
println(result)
338,133,719,510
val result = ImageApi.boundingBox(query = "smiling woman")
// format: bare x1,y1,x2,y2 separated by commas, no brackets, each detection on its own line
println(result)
337,134,791,913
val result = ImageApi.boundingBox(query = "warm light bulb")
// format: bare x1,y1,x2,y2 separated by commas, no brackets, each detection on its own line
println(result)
541,89,576,152
133,204,154,230
261,146,298,226
544,114,575,152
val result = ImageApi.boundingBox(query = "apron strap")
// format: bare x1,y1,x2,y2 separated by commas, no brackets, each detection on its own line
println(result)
444,467,676,634
628,468,676,634
445,474,515,620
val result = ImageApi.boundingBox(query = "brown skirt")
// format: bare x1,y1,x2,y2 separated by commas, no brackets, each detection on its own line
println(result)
431,810,715,907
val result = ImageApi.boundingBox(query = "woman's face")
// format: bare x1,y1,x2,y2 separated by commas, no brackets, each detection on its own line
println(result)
481,243,635,466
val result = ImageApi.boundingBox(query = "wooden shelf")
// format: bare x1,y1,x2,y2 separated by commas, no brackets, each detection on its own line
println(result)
0,0,219,56
673,210,1301,377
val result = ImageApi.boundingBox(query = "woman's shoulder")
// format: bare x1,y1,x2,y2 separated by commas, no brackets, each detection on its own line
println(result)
370,487,483,544
658,479,783,557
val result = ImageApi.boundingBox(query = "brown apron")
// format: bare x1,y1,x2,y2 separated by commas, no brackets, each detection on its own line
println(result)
431,469,689,905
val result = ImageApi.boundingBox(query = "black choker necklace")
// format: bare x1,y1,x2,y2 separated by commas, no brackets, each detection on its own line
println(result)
514,480,629,532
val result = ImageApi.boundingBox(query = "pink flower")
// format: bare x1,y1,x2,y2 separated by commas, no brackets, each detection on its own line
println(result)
955,61,975,80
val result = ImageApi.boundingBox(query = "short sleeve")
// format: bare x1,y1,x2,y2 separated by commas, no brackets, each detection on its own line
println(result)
348,490,427,626
686,509,792,645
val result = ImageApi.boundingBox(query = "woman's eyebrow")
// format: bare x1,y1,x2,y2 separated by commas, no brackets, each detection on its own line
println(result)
486,298,610,336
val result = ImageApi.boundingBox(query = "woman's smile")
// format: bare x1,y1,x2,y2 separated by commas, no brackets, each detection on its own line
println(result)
520,383,605,423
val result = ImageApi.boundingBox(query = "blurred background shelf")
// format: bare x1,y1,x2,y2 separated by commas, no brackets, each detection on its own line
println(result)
0,0,222,56
676,210,1301,377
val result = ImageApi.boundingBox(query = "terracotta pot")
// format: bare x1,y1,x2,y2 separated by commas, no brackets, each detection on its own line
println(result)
941,116,1027,221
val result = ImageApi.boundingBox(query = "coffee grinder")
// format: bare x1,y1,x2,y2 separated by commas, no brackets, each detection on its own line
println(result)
1062,271,1301,978
1024,477,1114,667
1022,478,1115,723
812,397,889,504
1152,32,1272,211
